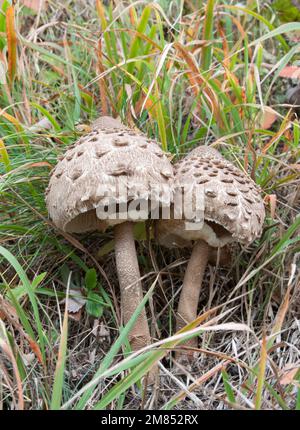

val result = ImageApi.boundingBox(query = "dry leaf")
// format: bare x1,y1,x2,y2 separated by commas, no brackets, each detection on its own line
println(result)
260,108,278,129
279,366,299,385
64,288,86,314
68,308,82,322
278,66,300,80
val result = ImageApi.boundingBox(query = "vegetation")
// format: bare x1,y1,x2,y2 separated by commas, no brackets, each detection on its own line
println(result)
0,0,299,410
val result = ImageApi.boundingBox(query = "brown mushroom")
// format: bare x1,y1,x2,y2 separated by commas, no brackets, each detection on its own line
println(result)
157,146,265,360
46,116,174,354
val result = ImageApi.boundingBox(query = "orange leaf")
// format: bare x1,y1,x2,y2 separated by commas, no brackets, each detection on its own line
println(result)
28,337,44,365
6,5,17,85
278,66,300,79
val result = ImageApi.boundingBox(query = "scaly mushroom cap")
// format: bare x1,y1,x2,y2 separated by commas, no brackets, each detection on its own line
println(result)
157,145,265,248
46,117,174,233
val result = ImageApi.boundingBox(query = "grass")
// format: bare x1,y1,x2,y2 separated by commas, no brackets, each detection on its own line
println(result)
0,0,300,410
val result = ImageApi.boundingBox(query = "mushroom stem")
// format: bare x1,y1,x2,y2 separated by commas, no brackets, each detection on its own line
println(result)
176,239,210,360
114,221,151,352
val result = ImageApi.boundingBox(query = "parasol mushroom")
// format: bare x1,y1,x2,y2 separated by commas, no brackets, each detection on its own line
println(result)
46,116,174,353
157,146,265,360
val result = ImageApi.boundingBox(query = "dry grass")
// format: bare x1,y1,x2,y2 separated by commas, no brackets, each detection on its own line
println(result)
0,0,300,410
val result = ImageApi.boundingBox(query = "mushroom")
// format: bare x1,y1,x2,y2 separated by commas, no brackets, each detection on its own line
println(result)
157,146,265,360
46,116,174,353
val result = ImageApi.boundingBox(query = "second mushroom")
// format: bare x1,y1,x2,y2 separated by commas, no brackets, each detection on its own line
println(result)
157,146,265,360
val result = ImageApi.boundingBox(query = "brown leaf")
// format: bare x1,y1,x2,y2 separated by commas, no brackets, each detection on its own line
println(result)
279,367,299,385
260,108,278,129
68,308,82,322
278,66,300,79
262,116,291,154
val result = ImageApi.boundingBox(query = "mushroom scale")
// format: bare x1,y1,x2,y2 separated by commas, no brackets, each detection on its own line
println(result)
170,145,265,246
46,119,174,233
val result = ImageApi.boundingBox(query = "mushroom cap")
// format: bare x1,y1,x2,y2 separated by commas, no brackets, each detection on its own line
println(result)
157,145,265,248
46,117,174,233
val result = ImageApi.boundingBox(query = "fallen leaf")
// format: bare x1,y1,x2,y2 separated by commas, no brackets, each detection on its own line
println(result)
68,309,82,321
63,288,86,314
260,108,278,129
278,66,300,79
279,366,299,385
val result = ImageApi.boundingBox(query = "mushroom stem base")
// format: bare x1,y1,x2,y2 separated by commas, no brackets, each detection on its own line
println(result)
114,221,152,352
176,239,210,361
